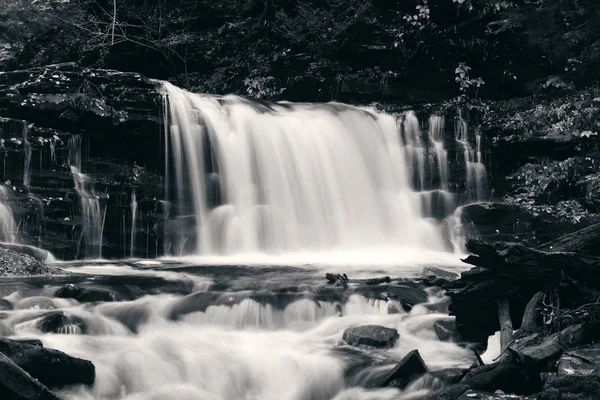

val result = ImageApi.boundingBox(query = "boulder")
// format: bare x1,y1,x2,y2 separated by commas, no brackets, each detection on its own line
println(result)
0,353,60,400
422,266,459,286
342,325,399,349
558,345,600,376
36,312,84,334
55,283,117,303
434,319,458,342
380,349,428,388
0,338,95,388
36,312,68,333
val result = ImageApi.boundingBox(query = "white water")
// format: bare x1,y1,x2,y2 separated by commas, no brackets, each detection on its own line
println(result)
68,135,106,259
1,267,474,400
130,189,138,258
0,185,18,243
162,83,457,257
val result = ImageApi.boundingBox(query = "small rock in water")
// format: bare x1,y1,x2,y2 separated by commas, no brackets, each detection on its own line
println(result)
342,325,399,348
380,349,428,388
0,298,13,310
434,319,458,342
36,311,68,333
386,285,428,311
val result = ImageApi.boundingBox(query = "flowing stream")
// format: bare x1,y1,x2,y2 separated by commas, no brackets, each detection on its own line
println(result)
0,261,473,400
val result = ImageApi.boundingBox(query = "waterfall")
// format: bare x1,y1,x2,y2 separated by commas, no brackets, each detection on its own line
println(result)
454,111,487,202
68,135,105,259
0,186,18,243
130,189,137,258
161,82,450,256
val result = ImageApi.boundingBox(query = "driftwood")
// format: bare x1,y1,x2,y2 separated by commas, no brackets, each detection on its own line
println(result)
445,239,600,343
325,273,391,286
497,299,513,362
538,222,600,256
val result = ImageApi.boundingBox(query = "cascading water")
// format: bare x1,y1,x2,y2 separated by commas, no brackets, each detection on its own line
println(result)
454,111,487,202
130,189,138,258
162,82,450,257
68,135,105,259
0,185,18,243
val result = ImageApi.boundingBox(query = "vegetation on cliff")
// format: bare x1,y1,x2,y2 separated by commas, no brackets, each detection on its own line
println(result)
2,0,600,103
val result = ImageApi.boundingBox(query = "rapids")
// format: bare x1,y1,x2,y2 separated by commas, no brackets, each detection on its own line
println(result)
0,261,474,400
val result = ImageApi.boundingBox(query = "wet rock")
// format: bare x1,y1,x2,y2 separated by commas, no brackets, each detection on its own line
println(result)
0,338,95,388
380,349,428,388
558,345,600,376
422,266,460,286
342,325,399,349
0,298,14,310
434,319,459,342
55,283,117,303
0,352,60,400
35,311,84,334
36,312,68,333
386,285,429,311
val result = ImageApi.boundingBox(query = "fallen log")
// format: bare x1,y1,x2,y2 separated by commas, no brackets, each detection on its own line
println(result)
325,273,391,286
538,222,600,256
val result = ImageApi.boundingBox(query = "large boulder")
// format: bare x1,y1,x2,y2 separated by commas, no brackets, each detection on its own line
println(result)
0,338,95,388
0,353,60,400
342,325,399,349
380,349,428,388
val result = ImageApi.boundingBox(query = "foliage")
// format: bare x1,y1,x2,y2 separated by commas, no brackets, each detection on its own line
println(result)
4,0,600,101
455,63,485,99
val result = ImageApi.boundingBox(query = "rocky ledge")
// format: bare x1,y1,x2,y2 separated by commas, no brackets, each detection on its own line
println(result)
0,63,165,259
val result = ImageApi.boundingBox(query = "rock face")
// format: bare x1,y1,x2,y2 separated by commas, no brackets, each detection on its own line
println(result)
0,63,164,259
342,325,399,349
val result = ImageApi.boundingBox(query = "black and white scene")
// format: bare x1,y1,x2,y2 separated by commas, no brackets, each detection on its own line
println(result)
1,0,600,399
